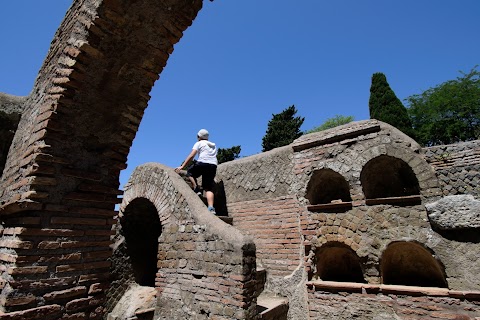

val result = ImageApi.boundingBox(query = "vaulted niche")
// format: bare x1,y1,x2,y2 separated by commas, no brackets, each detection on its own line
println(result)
360,155,420,206
381,241,447,288
121,198,162,287
312,242,365,283
306,169,352,212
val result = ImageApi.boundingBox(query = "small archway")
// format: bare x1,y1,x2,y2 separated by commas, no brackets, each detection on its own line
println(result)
360,155,420,203
381,241,447,288
121,197,162,287
306,169,352,205
312,242,365,283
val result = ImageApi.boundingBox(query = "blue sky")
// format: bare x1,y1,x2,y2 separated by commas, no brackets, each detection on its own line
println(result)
1,1,479,189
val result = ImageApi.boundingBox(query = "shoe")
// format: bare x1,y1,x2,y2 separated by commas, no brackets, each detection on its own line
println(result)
193,186,202,196
208,206,216,214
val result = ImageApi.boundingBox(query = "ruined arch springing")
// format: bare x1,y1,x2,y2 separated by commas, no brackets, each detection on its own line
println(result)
360,155,420,200
121,197,162,287
381,241,447,288
312,242,366,283
306,169,352,205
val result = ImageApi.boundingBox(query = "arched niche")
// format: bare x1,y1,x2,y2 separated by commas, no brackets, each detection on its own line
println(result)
306,169,352,212
360,155,420,205
121,197,162,287
381,241,447,288
312,241,365,283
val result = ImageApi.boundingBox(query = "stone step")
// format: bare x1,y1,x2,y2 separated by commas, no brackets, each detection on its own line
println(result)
218,215,233,225
256,292,289,320
135,307,155,320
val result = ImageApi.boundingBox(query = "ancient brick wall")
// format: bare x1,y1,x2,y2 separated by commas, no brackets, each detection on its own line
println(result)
114,163,258,320
216,146,295,203
0,0,203,319
214,120,480,319
307,283,480,319
1,0,478,317
227,197,303,277
424,140,480,197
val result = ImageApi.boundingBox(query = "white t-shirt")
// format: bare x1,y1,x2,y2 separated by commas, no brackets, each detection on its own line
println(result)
192,140,218,165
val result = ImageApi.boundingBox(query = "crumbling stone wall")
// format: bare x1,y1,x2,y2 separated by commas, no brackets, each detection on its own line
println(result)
217,147,303,277
214,120,480,319
0,0,203,319
1,0,479,318
424,140,480,197
307,285,480,319
113,163,258,319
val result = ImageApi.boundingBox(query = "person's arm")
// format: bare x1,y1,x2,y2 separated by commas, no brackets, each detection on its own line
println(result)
174,149,197,173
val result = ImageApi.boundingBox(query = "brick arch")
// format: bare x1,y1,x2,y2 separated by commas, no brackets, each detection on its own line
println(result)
120,197,161,287
311,241,366,283
357,144,440,199
305,168,352,205
360,155,420,199
114,162,258,319
381,241,448,288
0,1,203,318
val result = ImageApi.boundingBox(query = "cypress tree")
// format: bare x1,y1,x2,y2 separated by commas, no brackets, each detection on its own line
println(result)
262,105,304,152
369,73,414,137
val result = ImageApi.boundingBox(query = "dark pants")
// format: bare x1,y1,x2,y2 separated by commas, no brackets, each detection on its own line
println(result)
186,161,217,191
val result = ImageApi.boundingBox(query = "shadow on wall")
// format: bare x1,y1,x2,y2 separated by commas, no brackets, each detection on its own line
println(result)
381,241,448,288
121,197,162,287
311,240,448,288
361,155,420,200
311,241,366,283
213,180,228,216
306,169,352,205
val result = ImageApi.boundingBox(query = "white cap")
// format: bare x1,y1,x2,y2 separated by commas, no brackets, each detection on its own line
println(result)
197,129,209,139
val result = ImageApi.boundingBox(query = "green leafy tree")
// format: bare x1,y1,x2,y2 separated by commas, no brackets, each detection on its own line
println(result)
262,105,304,152
217,145,241,164
369,73,414,137
305,115,355,134
406,66,480,146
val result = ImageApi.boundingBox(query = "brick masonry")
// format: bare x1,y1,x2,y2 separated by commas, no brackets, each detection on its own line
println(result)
114,163,257,319
0,0,203,319
0,0,479,319
424,140,480,197
215,120,480,319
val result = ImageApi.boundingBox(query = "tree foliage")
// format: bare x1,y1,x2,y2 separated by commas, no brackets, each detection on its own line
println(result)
262,105,304,152
406,66,480,146
305,115,355,134
217,145,241,164
369,73,414,137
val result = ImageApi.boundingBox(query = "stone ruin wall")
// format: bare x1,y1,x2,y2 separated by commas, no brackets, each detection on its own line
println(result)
424,140,480,198
215,120,480,319
108,163,257,320
0,0,479,319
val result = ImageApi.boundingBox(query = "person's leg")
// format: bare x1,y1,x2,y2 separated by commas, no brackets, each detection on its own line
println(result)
188,176,197,189
205,190,214,208
187,164,201,194
201,164,217,213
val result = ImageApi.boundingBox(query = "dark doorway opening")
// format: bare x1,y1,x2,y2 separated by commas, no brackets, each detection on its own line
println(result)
121,197,162,287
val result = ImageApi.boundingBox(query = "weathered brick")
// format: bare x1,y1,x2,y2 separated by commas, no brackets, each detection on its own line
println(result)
43,286,87,302
8,266,48,275
0,304,62,319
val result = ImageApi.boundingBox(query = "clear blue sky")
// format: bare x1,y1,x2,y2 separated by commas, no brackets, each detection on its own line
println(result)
1,1,479,189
